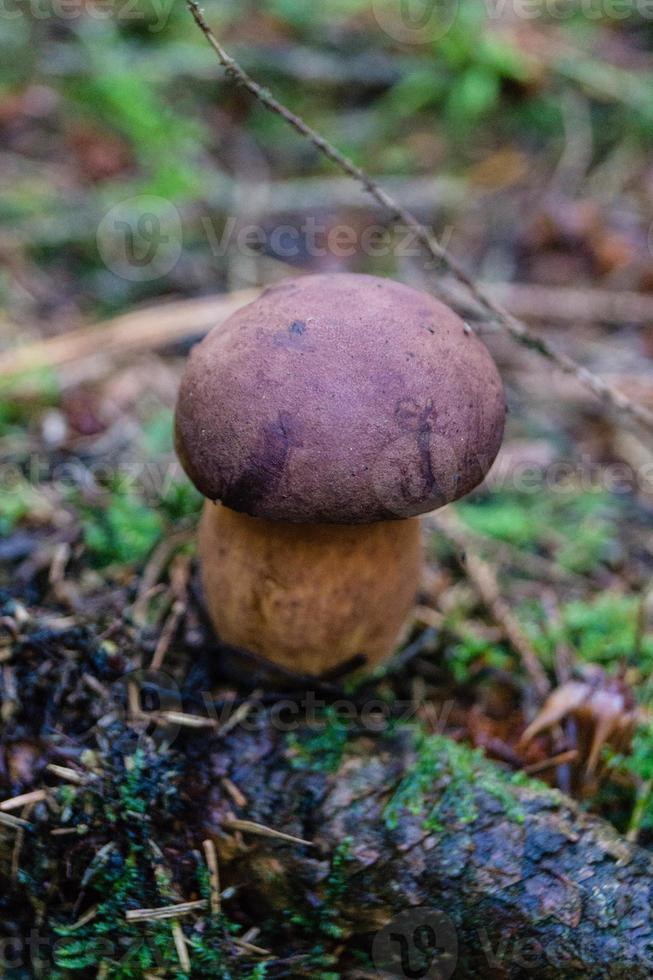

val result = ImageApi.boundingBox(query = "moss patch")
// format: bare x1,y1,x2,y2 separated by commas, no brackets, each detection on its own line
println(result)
384,731,525,833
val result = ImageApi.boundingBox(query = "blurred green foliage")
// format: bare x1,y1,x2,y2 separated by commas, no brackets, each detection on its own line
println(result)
519,591,651,675
2,0,652,316
446,488,651,687
0,370,60,438
457,487,623,573
81,488,163,567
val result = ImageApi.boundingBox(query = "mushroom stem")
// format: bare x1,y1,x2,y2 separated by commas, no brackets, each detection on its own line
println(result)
199,502,422,676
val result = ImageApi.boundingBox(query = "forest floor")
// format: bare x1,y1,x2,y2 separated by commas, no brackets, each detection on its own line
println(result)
1,1,653,977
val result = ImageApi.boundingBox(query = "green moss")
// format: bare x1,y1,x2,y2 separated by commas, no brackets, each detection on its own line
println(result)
47,747,261,979
0,368,60,438
285,837,353,974
446,589,651,689
287,707,352,773
524,592,652,674
159,479,203,523
81,489,163,568
605,718,653,836
384,731,524,833
0,476,49,535
444,634,512,685
51,751,183,978
319,837,354,939
70,22,207,199
456,488,622,573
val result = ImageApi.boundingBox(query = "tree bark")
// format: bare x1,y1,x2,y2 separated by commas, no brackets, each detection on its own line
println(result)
202,720,653,978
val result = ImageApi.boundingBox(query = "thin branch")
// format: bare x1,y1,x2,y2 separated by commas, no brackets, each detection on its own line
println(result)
432,512,551,699
125,900,207,923
0,289,259,379
224,818,314,847
220,776,247,808
0,811,32,830
0,789,47,812
150,711,219,729
202,838,222,917
186,0,653,435
233,936,272,956
46,763,87,785
172,921,191,973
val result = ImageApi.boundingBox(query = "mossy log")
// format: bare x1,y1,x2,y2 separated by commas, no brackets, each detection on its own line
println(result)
202,721,653,978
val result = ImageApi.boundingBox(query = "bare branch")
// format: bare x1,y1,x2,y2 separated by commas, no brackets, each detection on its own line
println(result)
186,0,653,435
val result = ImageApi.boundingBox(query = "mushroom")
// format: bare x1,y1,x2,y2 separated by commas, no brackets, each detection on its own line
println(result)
175,273,505,676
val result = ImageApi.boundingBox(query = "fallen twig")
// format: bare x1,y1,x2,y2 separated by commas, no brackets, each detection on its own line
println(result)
220,776,247,809
432,513,550,699
151,711,218,729
224,818,314,848
172,921,191,973
233,936,272,956
524,749,579,776
0,789,47,812
125,900,207,923
0,290,258,379
186,0,653,435
203,838,222,917
0,811,32,830
46,763,87,785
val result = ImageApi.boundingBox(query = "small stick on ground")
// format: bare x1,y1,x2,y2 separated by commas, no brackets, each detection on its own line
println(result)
202,838,222,917
0,811,31,830
433,514,550,699
0,789,47,812
220,777,247,808
69,906,99,931
215,696,260,737
224,818,314,848
82,673,110,698
172,922,191,973
0,290,259,379
151,711,219,729
46,763,87,785
524,749,579,775
151,553,191,671
126,900,208,923
233,936,272,956
464,550,550,699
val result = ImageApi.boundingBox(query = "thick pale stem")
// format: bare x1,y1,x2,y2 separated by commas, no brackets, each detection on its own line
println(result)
198,502,422,676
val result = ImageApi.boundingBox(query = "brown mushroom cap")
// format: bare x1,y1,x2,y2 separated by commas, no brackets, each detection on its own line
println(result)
175,273,505,524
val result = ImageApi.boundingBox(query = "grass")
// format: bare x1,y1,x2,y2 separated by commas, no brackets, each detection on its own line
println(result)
81,490,164,568
456,487,624,574
532,593,651,672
